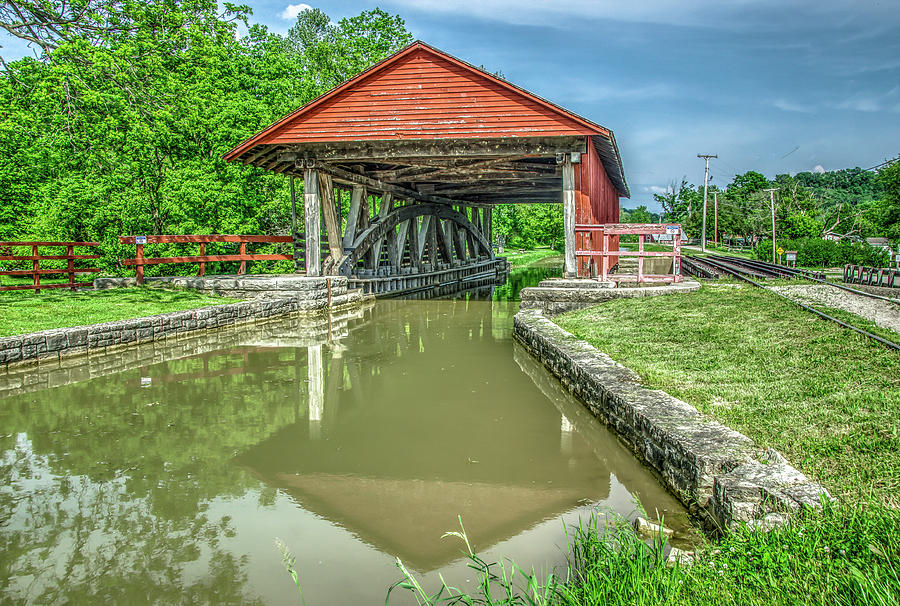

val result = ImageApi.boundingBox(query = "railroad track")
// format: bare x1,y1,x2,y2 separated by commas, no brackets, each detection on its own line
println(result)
684,253,900,351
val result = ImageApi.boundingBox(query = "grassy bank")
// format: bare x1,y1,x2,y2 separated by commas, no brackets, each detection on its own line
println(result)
555,282,900,507
0,288,239,336
503,248,563,269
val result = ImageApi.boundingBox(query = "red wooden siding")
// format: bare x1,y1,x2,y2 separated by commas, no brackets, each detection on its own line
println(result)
576,141,619,276
259,48,595,144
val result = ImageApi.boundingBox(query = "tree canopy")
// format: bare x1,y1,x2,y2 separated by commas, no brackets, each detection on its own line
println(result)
0,1,412,271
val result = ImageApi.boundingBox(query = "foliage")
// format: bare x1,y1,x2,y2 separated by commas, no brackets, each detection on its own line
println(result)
0,1,412,274
651,166,898,247
491,204,564,250
754,238,889,267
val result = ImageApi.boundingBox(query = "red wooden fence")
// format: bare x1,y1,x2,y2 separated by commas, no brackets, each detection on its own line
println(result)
575,224,682,283
119,235,294,285
0,241,101,293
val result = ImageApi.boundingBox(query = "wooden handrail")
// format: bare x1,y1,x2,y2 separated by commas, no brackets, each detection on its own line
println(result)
574,223,682,283
0,241,101,293
118,234,294,284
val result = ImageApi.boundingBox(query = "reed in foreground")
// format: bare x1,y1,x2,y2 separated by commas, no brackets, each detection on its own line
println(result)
383,505,900,606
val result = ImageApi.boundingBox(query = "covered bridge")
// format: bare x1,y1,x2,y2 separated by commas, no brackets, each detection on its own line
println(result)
224,41,628,291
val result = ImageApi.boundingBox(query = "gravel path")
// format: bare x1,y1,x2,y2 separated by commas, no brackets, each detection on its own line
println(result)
771,284,900,334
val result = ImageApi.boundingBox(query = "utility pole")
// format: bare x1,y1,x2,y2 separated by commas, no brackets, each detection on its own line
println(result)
698,154,717,252
763,188,778,263
713,191,719,247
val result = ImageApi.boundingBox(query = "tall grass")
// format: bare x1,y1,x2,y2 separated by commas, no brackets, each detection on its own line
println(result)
382,505,900,606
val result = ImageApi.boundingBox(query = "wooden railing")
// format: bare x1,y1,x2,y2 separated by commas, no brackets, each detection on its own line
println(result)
843,264,900,289
575,223,682,283
0,241,101,293
119,235,294,285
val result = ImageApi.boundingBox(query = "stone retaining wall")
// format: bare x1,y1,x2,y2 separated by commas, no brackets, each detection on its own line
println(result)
0,290,367,370
0,302,372,396
513,308,828,531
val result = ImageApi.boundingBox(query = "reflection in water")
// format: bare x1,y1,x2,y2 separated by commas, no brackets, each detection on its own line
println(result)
0,267,691,604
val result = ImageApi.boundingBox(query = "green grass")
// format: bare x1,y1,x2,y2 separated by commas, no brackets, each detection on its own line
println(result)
0,288,240,336
555,282,900,507
382,505,900,605
503,248,564,269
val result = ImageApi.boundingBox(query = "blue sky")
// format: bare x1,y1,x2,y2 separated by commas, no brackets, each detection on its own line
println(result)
3,0,899,211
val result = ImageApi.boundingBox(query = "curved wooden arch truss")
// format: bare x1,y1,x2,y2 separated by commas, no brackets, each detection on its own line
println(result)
335,202,492,277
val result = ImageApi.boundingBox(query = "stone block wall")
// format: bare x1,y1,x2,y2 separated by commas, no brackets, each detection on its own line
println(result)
1,284,366,370
513,308,829,531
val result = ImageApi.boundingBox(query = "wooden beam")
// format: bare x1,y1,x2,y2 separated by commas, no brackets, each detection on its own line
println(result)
319,173,342,260
313,161,458,206
304,168,321,276
343,185,366,250
280,136,586,162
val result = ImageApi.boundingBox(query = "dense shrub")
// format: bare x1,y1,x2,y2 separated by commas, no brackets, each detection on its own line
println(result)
755,237,890,267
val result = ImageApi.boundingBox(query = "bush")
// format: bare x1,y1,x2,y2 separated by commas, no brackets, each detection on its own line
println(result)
755,238,890,268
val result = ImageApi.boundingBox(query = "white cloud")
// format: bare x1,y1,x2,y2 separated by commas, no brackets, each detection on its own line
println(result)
835,86,900,113
280,3,313,20
773,99,815,114
813,165,826,173
641,185,670,194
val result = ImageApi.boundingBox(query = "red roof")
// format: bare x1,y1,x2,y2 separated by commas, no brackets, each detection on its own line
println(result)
224,41,628,197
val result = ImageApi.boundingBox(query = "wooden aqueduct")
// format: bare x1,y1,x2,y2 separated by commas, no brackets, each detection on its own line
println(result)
224,41,629,294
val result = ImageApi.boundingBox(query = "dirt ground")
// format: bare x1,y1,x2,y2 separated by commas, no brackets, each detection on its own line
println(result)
771,284,900,334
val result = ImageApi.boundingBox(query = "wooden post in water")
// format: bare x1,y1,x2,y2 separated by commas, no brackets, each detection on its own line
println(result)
304,168,321,276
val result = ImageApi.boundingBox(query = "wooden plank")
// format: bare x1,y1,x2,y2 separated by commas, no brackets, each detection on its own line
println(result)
0,241,99,247
119,235,292,244
0,268,101,276
0,282,95,292
279,136,586,162
121,255,291,266
0,255,100,261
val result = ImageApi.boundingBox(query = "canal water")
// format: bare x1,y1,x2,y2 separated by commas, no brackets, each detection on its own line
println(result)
0,264,691,604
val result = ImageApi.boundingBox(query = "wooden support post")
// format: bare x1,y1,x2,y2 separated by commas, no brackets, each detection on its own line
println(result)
32,244,40,293
198,242,206,276
378,191,394,220
343,186,365,250
304,168,321,276
136,242,144,285
290,176,300,270
319,173,342,261
562,156,577,278
67,244,75,290
239,242,247,274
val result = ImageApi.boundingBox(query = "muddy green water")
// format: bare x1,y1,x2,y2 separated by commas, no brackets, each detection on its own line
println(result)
0,266,691,604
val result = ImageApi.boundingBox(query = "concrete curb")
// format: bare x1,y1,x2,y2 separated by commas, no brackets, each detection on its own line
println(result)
513,307,830,531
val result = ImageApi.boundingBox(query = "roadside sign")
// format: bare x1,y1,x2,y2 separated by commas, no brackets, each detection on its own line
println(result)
135,236,147,245
777,246,784,256
665,225,679,235
785,251,797,262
